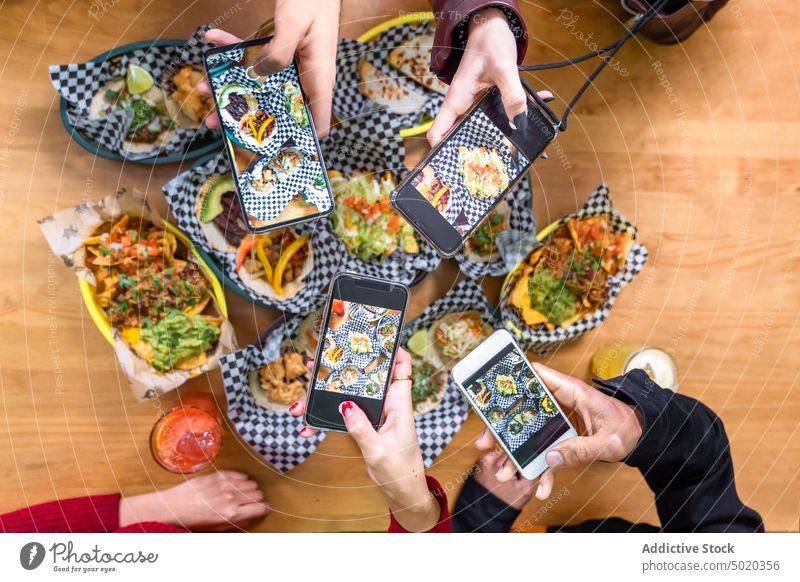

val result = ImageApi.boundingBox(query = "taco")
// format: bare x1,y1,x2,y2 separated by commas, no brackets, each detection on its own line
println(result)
217,83,276,148
410,356,448,416
387,33,449,96
507,217,633,330
89,68,176,156
495,374,518,397
464,200,511,262
163,65,213,128
195,173,248,253
329,170,419,262
235,229,313,301
83,214,222,373
357,59,427,115
283,81,309,127
248,344,309,412
426,311,491,370
411,165,451,215
458,146,509,200
295,308,323,355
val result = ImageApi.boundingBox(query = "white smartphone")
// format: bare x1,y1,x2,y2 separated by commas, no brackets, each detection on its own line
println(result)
452,329,577,480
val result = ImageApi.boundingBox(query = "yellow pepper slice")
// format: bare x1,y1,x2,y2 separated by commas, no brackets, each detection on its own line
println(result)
248,118,258,141
272,235,308,296
255,236,274,284
431,185,449,207
256,116,274,143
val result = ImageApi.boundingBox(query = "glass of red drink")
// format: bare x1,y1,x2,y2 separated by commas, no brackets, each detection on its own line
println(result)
150,393,224,473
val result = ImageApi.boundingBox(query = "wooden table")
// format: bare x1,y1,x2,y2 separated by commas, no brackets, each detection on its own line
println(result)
1,0,798,532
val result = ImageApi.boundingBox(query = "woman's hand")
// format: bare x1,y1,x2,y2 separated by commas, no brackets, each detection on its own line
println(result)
428,7,535,146
291,348,441,532
476,363,643,500
200,0,340,136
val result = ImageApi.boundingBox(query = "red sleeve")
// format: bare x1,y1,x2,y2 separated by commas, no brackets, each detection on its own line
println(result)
387,476,452,533
0,494,123,533
430,0,528,84
115,522,186,533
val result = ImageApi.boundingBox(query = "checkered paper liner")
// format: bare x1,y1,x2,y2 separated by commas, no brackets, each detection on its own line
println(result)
400,279,497,468
454,172,537,279
220,314,325,473
314,307,400,400
49,26,218,160
320,114,442,285
163,151,341,313
332,21,444,127
466,350,558,451
498,184,649,355
425,107,521,233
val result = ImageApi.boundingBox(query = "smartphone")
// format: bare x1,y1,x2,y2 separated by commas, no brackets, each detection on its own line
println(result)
452,329,576,480
305,273,409,432
391,87,557,257
203,37,334,233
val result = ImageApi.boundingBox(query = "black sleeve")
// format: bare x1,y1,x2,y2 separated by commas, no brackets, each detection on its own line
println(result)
594,370,764,533
451,473,522,533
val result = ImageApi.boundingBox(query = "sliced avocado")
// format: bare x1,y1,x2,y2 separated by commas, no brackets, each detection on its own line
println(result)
199,176,236,223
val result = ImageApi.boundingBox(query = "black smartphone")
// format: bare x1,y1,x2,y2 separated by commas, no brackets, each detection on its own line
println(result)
391,87,557,257
203,37,334,233
305,273,409,432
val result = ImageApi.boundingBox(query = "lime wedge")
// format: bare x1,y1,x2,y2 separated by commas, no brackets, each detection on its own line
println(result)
407,329,429,357
127,64,154,94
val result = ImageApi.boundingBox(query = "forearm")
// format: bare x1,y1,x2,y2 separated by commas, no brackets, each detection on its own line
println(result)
430,0,527,84
0,494,121,533
386,476,452,533
595,370,764,532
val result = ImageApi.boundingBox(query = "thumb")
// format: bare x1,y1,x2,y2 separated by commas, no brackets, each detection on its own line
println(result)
340,401,381,459
426,78,476,147
545,435,604,470
253,28,305,76
494,68,527,129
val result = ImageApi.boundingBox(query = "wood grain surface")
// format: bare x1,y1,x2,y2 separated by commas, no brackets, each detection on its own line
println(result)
0,0,798,532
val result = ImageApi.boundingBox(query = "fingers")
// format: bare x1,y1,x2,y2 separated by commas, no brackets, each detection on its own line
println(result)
383,347,413,416
535,468,555,500
204,29,243,47
532,363,588,410
475,428,497,450
294,35,337,138
547,435,604,470
493,68,528,127
340,401,382,459
287,397,320,438
427,78,478,147
494,456,517,483
253,28,304,76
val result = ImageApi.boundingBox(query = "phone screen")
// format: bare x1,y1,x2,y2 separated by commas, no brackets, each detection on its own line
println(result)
392,87,556,257
204,38,334,233
462,343,571,468
305,274,408,431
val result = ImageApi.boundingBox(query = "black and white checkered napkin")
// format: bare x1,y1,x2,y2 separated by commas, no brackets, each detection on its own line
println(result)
220,315,325,473
320,113,442,285
313,307,399,400
454,173,537,280
498,184,649,355
332,21,444,128
401,279,497,468
426,107,521,233
49,26,219,160
163,151,342,313
467,350,558,451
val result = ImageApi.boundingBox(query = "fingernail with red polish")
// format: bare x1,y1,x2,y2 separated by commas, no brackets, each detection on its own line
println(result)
289,401,299,413
299,426,308,435
339,401,354,418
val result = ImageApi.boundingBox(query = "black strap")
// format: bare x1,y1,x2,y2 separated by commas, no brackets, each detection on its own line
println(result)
519,0,670,131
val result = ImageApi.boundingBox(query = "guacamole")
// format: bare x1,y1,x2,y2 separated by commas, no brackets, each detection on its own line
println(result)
140,311,220,371
527,269,579,326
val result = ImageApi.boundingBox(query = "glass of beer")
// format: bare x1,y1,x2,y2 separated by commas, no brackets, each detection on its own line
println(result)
150,392,224,473
591,342,678,391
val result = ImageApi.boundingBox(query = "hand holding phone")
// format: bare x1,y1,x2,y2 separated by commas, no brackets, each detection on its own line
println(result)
391,86,557,257
452,330,577,481
291,347,442,532
464,351,644,499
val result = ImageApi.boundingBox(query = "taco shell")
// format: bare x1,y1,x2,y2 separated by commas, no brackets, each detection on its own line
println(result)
236,233,314,302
